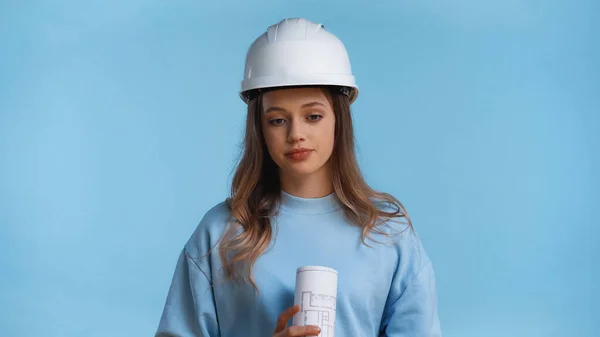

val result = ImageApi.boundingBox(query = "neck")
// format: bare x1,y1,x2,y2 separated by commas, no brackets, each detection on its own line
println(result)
279,166,334,198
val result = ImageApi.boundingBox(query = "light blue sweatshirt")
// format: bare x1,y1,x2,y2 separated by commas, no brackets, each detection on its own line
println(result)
155,191,442,336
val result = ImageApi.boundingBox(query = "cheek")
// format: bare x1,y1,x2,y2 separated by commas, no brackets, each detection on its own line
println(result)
322,119,336,152
262,128,283,154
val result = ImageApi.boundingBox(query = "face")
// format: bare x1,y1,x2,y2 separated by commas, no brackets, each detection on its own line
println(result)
261,87,336,179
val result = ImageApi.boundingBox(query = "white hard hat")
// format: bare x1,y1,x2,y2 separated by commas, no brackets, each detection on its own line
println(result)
240,18,359,104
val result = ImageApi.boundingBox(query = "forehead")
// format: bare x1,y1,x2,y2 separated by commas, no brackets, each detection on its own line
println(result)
261,87,333,110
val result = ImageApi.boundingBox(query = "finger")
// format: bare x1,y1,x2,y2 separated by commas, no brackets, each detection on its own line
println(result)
287,325,321,336
274,305,300,333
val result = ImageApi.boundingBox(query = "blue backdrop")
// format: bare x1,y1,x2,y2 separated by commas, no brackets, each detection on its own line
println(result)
1,1,597,336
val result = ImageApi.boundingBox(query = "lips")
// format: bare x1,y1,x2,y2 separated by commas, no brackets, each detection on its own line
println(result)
285,148,314,161
285,148,313,156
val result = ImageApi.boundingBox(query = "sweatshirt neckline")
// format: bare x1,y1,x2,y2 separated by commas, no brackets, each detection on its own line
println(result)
279,190,342,215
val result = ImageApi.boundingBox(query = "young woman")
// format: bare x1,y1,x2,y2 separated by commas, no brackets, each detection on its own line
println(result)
155,18,441,337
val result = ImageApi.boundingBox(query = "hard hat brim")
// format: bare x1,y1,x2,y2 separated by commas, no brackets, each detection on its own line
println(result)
240,74,358,104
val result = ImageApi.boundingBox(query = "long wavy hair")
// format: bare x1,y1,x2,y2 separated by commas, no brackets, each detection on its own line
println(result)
219,86,411,290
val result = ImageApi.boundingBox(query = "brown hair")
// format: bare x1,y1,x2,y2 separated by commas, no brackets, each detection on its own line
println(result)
219,86,411,290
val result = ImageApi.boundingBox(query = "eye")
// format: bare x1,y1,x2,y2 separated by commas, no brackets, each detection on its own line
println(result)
268,118,286,126
307,114,323,122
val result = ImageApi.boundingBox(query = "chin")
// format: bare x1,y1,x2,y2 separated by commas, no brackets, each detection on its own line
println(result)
289,168,320,177
280,165,315,176
281,160,328,177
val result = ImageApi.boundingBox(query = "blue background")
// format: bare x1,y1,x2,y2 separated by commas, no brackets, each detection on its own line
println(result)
1,1,598,336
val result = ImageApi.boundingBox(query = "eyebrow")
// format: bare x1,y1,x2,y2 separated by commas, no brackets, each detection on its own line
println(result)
264,101,326,114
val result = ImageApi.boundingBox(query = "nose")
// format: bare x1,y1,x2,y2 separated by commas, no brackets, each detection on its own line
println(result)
286,118,306,143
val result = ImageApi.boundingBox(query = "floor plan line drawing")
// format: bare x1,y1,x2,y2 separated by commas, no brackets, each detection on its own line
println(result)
300,291,336,337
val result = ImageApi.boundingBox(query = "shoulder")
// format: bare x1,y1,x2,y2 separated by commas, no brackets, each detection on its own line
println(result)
183,200,232,258
200,200,233,230
370,195,412,234
370,196,432,276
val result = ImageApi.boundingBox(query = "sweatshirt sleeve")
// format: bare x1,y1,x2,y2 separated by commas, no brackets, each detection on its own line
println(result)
155,248,220,337
380,260,442,337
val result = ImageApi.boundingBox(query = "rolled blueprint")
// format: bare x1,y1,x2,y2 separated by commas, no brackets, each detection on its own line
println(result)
292,266,338,337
